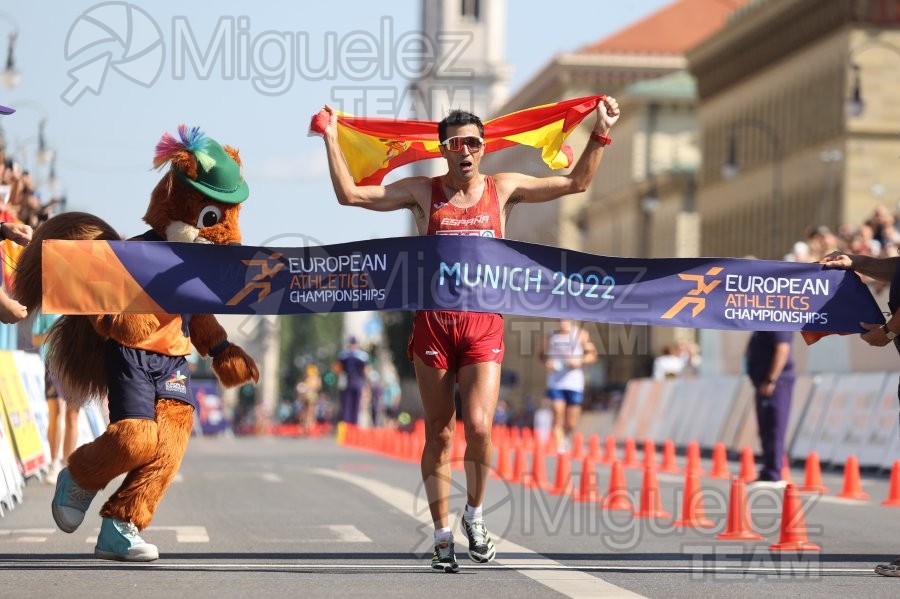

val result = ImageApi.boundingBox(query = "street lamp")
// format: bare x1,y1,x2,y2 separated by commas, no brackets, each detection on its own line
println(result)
11,101,54,166
721,118,783,257
0,12,19,89
36,118,53,164
818,148,843,229
846,63,864,118
845,39,900,118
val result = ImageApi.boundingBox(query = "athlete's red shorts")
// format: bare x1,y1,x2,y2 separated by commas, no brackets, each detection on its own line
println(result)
408,310,505,371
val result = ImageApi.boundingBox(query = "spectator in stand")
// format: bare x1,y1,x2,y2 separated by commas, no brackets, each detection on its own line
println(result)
805,225,838,261
869,204,898,248
0,105,35,331
675,339,701,377
652,344,684,380
784,241,811,263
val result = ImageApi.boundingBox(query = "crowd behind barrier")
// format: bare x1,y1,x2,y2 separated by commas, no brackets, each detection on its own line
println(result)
613,372,900,470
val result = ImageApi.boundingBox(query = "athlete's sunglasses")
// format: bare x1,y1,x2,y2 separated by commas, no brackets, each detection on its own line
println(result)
441,135,484,152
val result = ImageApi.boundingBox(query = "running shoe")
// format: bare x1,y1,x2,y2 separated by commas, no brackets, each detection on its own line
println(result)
461,517,496,563
875,557,900,577
431,539,459,573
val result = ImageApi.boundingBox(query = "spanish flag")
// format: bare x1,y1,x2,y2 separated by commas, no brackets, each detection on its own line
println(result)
309,95,605,185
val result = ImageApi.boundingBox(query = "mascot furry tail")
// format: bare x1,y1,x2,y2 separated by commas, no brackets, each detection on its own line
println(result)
15,212,122,408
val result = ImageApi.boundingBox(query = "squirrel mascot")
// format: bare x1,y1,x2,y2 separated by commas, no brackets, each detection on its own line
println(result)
15,126,259,561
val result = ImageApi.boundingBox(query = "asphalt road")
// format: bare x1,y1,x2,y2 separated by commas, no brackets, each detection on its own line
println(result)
1,434,898,598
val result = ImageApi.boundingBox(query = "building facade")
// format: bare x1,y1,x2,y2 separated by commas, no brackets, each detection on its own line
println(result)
492,0,745,401
688,0,900,260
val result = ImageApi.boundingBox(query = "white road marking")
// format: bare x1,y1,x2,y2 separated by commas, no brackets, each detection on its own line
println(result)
817,496,871,506
271,525,372,543
313,468,647,599
326,524,372,543
261,472,283,483
0,528,55,538
152,526,210,543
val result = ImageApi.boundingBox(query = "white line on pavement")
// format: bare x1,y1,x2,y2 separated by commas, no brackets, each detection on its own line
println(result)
0,560,876,575
312,467,648,599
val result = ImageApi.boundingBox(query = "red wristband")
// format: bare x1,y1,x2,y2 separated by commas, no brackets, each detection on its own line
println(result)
590,131,611,146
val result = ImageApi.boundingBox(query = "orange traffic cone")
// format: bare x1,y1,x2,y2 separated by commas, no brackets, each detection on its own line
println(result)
623,437,640,469
521,427,534,451
544,433,557,457
571,432,585,460
511,443,528,485
660,439,681,474
528,441,551,490
604,435,618,464
674,469,714,528
883,461,900,507
739,446,758,483
574,456,601,503
686,441,704,476
716,477,763,540
770,483,820,551
837,455,869,500
634,464,671,519
708,442,730,479
781,455,792,483
799,451,829,493
494,439,512,481
588,434,602,462
602,461,634,511
550,452,573,496
644,439,657,469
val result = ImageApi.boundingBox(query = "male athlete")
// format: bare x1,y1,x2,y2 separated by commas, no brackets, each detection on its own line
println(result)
322,96,619,572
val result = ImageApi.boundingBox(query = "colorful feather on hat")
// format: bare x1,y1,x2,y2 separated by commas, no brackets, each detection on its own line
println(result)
153,124,217,172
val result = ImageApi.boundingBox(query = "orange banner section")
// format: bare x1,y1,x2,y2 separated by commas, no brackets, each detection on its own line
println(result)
42,240,164,315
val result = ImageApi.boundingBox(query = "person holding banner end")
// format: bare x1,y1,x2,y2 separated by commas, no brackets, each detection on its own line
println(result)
322,96,619,572
821,250,900,578
0,102,33,324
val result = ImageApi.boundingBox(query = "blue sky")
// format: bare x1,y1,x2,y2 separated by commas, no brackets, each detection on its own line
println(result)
0,1,671,246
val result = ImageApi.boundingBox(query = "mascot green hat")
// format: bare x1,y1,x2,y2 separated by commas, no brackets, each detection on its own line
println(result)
154,125,249,204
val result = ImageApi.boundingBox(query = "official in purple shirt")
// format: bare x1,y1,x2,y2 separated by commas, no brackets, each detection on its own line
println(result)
746,330,795,484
